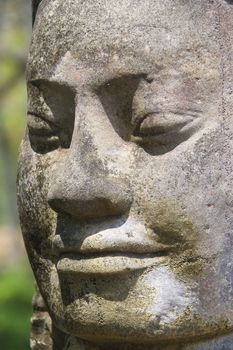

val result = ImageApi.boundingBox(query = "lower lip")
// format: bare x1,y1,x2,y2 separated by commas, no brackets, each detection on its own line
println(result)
56,253,168,275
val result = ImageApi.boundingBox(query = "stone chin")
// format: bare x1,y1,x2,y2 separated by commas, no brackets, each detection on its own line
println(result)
24,247,231,345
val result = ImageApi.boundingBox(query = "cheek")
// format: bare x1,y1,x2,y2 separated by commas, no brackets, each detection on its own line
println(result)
140,266,197,324
131,139,231,255
17,140,56,259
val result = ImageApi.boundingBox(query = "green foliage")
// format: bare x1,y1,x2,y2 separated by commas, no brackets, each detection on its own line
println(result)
0,0,29,225
0,266,34,350
0,4,34,348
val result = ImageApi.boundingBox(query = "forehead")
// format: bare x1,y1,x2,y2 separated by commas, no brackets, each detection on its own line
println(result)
27,0,220,81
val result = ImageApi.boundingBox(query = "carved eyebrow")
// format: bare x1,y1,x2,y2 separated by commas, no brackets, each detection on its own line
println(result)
28,79,56,88
29,73,142,92
28,79,52,90
28,79,76,93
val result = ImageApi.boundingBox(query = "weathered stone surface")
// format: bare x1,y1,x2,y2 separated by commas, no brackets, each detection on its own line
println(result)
18,0,233,349
30,286,52,350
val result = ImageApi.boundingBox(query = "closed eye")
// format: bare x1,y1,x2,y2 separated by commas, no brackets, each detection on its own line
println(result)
133,110,200,136
27,113,60,154
27,80,76,154
27,112,57,135
131,110,202,155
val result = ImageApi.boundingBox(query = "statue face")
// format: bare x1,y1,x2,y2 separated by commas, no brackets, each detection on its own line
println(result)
17,0,233,345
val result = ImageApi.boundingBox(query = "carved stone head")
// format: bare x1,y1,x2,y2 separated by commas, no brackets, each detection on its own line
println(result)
17,1,233,349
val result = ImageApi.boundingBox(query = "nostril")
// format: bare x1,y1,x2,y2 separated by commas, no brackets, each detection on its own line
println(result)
47,178,132,220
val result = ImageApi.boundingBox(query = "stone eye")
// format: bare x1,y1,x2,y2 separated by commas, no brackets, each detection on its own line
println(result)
133,112,196,137
27,81,76,154
27,113,60,154
131,111,201,156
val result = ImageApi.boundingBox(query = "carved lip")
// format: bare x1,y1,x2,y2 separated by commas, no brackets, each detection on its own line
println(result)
52,230,171,256
52,221,172,275
56,252,169,275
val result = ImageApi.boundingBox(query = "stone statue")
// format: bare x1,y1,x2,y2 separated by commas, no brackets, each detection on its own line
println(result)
17,0,233,349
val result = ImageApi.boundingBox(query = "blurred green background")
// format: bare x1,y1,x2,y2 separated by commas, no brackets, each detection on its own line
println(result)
0,1,34,349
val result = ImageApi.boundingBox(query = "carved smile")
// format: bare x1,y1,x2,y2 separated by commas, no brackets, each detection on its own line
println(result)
51,219,174,258
56,252,169,275
52,219,174,276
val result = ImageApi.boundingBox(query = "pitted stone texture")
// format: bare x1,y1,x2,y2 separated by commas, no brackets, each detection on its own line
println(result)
18,0,233,349
30,288,52,350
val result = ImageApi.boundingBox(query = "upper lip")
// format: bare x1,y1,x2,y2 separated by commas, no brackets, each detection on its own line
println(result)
51,219,172,257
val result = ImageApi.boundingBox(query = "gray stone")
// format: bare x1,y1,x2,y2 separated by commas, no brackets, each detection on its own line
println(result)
17,0,233,349
30,286,52,350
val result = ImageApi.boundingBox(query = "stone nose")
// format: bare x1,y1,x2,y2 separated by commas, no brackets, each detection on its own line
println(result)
48,175,132,220
48,90,133,220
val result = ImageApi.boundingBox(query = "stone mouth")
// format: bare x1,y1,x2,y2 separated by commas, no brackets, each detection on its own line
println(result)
56,252,169,276
51,229,172,257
